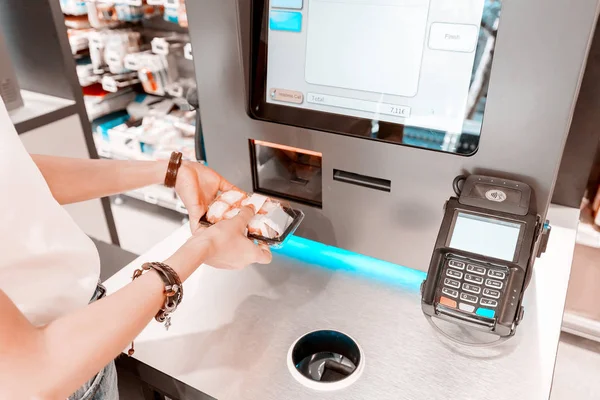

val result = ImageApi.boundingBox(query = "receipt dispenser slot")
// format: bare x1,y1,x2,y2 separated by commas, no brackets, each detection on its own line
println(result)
249,140,323,207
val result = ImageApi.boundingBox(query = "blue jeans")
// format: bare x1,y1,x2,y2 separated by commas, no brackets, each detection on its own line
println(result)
69,283,119,400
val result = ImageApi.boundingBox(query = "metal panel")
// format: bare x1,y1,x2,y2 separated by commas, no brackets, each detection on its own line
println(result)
187,0,599,271
102,204,578,400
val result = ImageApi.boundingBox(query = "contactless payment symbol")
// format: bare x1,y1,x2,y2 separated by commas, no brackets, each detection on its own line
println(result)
485,189,507,202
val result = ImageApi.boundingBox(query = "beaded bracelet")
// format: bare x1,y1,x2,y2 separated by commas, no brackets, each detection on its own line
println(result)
128,262,183,356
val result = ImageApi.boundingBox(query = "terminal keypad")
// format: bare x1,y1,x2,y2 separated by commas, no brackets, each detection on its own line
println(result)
437,258,508,319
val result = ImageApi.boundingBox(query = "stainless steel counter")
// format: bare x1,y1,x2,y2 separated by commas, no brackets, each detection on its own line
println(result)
104,204,579,400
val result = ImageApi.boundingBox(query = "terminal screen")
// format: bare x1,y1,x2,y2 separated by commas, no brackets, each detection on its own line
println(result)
449,213,521,262
254,0,502,154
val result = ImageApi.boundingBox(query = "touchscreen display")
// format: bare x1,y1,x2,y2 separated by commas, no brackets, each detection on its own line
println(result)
258,0,502,153
449,213,521,262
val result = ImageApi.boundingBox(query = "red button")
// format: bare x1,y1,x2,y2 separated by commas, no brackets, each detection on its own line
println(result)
439,296,457,308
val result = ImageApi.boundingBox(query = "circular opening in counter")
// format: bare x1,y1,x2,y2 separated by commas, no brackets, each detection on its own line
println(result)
287,330,364,391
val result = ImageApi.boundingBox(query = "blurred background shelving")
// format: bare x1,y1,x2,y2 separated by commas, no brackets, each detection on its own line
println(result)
563,184,600,343
60,0,200,217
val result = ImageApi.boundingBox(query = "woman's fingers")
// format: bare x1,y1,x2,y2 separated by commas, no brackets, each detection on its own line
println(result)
255,243,273,265
231,206,256,231
186,204,205,233
217,174,237,193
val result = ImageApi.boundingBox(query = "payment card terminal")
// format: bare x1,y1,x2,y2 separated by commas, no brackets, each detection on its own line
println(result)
421,175,551,338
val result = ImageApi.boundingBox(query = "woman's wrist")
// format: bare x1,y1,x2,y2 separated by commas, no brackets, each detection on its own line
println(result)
155,160,170,183
164,237,214,281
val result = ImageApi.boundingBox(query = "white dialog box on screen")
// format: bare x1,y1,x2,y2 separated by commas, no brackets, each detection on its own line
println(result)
305,0,431,97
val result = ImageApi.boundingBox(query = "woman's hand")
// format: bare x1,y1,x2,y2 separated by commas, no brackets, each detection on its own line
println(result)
166,206,272,279
175,161,236,232
195,206,273,269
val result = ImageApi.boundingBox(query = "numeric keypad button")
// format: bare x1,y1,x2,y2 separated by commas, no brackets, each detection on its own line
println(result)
448,260,465,270
464,273,484,284
483,288,500,299
485,279,503,290
444,278,460,289
488,270,506,279
446,269,463,279
467,264,486,275
442,288,459,298
462,283,481,294
460,293,478,304
481,298,498,307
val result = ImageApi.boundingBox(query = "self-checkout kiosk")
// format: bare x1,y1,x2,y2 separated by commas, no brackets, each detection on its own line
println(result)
107,0,600,398
187,0,590,270
187,0,586,335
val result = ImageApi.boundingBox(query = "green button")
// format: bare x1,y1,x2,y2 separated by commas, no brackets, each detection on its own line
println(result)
476,308,495,319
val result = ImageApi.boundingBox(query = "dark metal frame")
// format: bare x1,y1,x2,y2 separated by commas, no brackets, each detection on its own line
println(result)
248,0,487,154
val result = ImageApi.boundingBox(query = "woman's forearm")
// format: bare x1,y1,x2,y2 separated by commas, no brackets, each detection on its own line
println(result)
41,271,166,398
0,240,211,399
32,155,169,204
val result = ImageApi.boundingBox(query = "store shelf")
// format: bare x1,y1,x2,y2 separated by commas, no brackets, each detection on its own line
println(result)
576,219,600,248
10,90,78,134
60,1,197,217
184,42,192,60
97,140,189,215
121,185,188,215
102,149,189,214
563,226,600,343
96,136,155,162
562,312,600,343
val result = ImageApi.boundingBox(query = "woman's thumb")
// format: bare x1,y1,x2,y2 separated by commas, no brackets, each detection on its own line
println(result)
255,244,273,264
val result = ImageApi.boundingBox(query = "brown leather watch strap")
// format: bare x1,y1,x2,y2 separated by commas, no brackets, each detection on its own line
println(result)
164,151,183,188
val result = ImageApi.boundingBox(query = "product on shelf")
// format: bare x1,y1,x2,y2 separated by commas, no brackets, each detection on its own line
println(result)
123,50,152,71
65,15,92,29
86,1,162,25
85,2,121,29
151,36,185,56
163,0,188,27
88,29,138,72
60,0,88,16
101,72,140,92
68,28,94,54
177,2,188,27
138,53,179,96
92,96,196,162
183,42,192,60
84,85,137,120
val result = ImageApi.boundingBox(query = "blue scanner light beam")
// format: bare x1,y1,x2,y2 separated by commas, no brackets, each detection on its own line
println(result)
273,236,427,291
